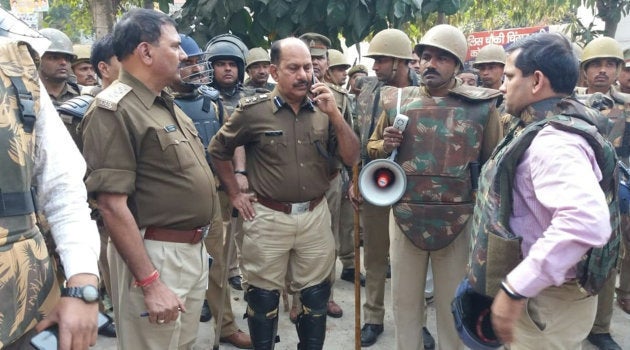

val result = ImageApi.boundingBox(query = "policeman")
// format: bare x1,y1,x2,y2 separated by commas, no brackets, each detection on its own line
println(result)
574,36,630,350
209,37,360,350
0,10,100,349
245,47,275,91
366,24,502,350
72,44,98,87
39,28,81,106
172,34,252,349
473,44,506,90
81,10,216,349
299,32,330,81
206,34,252,291
347,64,368,96
349,28,426,348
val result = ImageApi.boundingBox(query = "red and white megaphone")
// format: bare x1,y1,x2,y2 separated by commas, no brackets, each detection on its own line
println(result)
358,113,408,206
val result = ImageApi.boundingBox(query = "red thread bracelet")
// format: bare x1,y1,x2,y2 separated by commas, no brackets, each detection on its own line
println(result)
134,270,159,287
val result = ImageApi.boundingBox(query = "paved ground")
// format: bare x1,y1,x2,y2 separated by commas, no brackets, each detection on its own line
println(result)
94,259,630,349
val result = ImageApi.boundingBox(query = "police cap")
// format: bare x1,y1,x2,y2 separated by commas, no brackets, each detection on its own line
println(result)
299,32,331,57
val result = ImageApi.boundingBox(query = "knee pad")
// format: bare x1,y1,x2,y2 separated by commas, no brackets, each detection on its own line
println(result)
299,281,331,316
245,286,280,320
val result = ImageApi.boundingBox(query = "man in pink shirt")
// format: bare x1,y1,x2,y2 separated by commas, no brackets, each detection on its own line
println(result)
471,32,616,349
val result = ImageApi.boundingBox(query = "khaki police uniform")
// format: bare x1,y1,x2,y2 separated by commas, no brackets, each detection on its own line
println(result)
49,81,80,106
81,69,216,349
209,88,336,292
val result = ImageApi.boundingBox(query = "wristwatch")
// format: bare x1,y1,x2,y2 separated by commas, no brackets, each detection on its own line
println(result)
61,285,100,303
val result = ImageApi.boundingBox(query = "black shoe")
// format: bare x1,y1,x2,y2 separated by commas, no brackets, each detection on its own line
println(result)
200,299,212,322
587,333,622,350
228,275,243,291
340,268,366,287
360,323,384,347
422,327,435,350
98,321,117,338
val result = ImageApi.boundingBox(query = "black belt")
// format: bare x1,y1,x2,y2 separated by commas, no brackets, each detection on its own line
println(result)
0,190,36,217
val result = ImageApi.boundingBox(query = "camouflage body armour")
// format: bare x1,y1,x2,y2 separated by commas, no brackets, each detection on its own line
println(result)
468,98,620,297
356,76,383,166
381,84,499,250
0,38,59,347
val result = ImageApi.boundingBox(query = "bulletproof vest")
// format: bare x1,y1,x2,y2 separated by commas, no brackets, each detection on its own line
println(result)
0,38,59,347
381,84,499,250
468,98,620,297
217,84,252,116
174,86,223,165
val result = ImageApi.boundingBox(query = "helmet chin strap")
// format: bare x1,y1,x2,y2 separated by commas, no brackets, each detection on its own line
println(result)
388,58,399,83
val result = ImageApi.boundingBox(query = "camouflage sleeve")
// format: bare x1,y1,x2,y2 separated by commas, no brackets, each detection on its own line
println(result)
480,103,503,164
366,109,390,159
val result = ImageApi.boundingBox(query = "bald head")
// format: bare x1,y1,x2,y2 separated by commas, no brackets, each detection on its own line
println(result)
270,37,310,65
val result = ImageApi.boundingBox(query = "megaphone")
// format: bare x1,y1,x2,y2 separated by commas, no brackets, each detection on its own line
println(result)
359,158,407,206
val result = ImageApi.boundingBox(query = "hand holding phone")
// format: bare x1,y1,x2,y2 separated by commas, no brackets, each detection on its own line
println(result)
30,312,111,350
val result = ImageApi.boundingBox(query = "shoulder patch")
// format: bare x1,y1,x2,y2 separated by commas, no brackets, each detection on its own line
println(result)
449,84,501,102
238,93,271,109
96,82,132,111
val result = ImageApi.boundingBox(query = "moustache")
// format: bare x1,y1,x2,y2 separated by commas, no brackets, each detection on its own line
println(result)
293,80,309,88
423,69,439,77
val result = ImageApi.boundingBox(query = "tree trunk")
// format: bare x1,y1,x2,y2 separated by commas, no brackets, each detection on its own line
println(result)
90,0,115,39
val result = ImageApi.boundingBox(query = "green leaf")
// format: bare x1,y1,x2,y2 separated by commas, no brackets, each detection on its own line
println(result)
376,0,391,18
269,0,291,18
394,1,406,18
326,0,347,27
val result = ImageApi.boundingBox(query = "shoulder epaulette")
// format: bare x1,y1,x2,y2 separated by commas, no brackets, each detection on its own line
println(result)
96,82,132,111
238,93,271,109
328,83,349,96
449,85,501,102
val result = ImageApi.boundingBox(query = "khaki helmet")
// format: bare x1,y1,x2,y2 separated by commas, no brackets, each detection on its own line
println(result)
246,47,270,69
348,64,368,77
327,49,350,69
415,24,467,67
365,28,413,60
72,44,91,67
472,44,506,67
581,36,624,68
40,28,76,59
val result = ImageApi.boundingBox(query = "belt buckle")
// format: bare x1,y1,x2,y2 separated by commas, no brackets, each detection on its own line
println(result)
290,201,310,215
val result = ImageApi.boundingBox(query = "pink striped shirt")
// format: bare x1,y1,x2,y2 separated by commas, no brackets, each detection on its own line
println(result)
507,125,612,297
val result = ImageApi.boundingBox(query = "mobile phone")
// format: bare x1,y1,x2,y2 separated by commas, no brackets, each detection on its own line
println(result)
30,312,111,350
393,114,409,132
310,73,318,103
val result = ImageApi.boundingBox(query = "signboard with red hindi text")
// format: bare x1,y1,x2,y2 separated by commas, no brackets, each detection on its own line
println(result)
466,26,549,62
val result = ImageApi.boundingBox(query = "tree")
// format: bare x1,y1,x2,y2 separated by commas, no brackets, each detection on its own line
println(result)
44,0,173,40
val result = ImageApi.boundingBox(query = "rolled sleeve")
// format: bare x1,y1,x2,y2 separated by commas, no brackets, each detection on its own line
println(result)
81,106,137,195
366,110,390,159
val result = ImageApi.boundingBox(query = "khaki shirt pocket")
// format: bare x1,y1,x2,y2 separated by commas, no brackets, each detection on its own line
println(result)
259,133,288,165
155,128,196,171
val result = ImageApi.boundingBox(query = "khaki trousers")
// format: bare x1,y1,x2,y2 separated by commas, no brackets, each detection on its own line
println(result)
109,236,209,350
617,221,630,301
390,211,467,350
362,202,390,324
203,205,239,338
592,215,630,333
510,282,597,350
338,193,356,269
242,200,335,292
326,174,342,301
